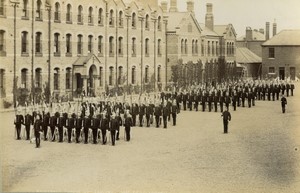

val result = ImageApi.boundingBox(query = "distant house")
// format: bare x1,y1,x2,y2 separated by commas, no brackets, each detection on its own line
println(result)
261,30,300,80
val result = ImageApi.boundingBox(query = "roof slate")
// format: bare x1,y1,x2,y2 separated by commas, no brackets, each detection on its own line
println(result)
236,47,262,63
262,30,300,46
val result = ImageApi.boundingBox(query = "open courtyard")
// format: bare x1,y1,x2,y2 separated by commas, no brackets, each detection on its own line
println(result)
1,84,300,193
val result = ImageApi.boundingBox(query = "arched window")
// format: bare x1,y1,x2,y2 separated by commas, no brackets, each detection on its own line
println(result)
98,35,103,56
118,66,123,85
88,7,93,24
145,66,149,83
54,2,60,22
185,39,188,54
157,39,161,56
216,41,219,55
77,34,83,55
132,12,136,28
88,35,93,53
53,68,60,90
109,67,114,86
212,41,215,55
21,31,28,54
22,0,28,18
132,37,136,56
207,41,210,56
232,42,235,55
109,36,114,56
131,66,136,84
98,8,103,25
99,67,103,86
78,5,83,23
226,42,229,56
21,68,28,88
145,38,149,56
66,68,71,90
192,40,195,54
66,4,72,23
157,66,161,83
0,69,4,97
118,37,123,56
36,0,42,20
157,16,161,31
145,14,149,30
35,32,42,54
66,33,72,55
0,30,5,55
35,68,42,88
119,11,123,27
54,33,60,56
109,10,114,26
201,39,204,56
195,40,198,54
0,0,4,16
181,39,184,54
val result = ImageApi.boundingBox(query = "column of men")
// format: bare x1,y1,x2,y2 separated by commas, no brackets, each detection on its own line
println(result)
14,94,180,147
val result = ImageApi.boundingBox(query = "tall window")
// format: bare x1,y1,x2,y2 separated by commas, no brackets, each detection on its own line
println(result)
99,67,103,86
145,38,149,56
157,39,161,56
192,40,195,54
0,0,4,16
21,31,28,54
145,14,149,30
212,41,215,55
226,42,229,56
118,66,123,85
109,36,114,56
88,35,93,53
131,67,136,84
98,8,103,25
157,16,161,31
0,30,5,55
0,69,4,97
77,34,83,55
269,67,275,73
201,39,204,56
118,11,123,27
54,68,60,90
35,32,42,54
185,39,188,54
66,34,72,55
98,36,103,56
145,66,149,83
132,12,136,28
118,37,123,56
207,41,210,56
269,47,275,58
54,2,60,22
195,40,198,54
232,43,235,55
181,39,184,54
109,10,114,26
66,68,71,90
54,33,60,56
216,41,219,56
88,7,93,24
66,4,72,23
132,37,136,56
21,68,28,88
157,66,161,82
22,0,28,18
36,0,42,20
35,68,42,88
77,5,83,23
109,67,113,86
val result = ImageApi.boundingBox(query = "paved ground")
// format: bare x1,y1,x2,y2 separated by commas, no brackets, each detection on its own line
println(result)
1,85,300,193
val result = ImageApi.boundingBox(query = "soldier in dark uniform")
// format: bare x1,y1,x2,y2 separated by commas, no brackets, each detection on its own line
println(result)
182,91,187,111
201,91,206,112
208,92,213,112
51,111,59,141
83,114,91,144
291,83,295,96
42,110,50,141
232,91,237,111
162,102,169,129
286,83,290,97
188,91,193,111
14,107,24,140
57,112,65,143
109,113,118,146
145,102,153,127
221,108,231,134
247,91,253,108
281,83,286,95
154,101,162,128
91,114,101,144
67,113,76,143
23,107,32,140
138,102,145,127
225,93,231,110
213,91,218,112
176,92,182,110
115,110,122,140
281,95,287,113
171,100,178,126
131,103,139,126
241,89,246,107
34,114,43,148
75,114,83,143
100,111,108,145
124,110,133,141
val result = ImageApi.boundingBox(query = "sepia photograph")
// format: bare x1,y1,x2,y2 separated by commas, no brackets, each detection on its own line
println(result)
1,0,300,192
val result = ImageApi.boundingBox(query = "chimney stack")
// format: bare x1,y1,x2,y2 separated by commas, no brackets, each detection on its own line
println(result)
161,0,168,13
187,0,194,15
273,20,277,37
169,0,178,12
266,22,270,40
259,28,264,34
205,3,214,31
245,27,253,41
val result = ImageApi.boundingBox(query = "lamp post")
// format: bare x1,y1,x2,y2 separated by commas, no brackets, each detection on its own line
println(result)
11,0,20,108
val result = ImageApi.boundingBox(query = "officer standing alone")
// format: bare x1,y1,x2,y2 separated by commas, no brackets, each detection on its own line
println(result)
221,108,231,134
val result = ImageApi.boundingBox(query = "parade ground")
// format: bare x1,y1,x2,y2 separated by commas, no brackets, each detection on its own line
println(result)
1,86,300,193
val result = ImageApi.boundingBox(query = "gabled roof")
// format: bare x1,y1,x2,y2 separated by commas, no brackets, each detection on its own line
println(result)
198,23,218,36
262,30,300,46
166,12,201,33
236,47,262,64
237,30,265,41
214,24,237,37
73,54,101,66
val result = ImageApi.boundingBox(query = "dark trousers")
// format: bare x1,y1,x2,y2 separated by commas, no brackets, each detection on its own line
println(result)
58,126,63,142
146,114,150,127
202,103,205,112
163,115,167,128
43,125,48,140
84,127,89,143
110,130,116,145
50,126,55,141
233,103,236,111
35,131,41,147
252,99,255,106
172,113,176,126
75,127,81,143
214,103,218,112
291,89,294,96
189,102,193,111
208,103,212,112
155,115,160,127
92,128,98,144
282,105,286,113
25,124,31,140
125,126,131,141
116,128,120,140
139,114,144,126
101,129,107,144
220,103,223,112
16,125,21,139
242,99,245,107
194,102,198,111
248,100,251,108
223,119,229,133
67,128,73,142
286,89,289,97
183,101,187,110
132,115,137,126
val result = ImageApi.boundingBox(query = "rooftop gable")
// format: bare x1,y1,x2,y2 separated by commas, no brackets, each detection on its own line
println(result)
262,30,300,46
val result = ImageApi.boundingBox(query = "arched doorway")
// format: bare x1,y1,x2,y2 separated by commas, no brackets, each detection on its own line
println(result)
88,65,97,96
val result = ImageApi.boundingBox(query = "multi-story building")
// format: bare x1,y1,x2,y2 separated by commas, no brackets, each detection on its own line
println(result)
0,0,166,104
261,30,300,80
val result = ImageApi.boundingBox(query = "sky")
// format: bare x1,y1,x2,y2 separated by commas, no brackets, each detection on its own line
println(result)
158,0,300,37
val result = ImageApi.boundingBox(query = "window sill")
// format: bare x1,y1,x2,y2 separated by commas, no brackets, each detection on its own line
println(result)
35,53,43,57
65,53,72,57
66,21,73,24
77,22,83,25
88,23,94,26
54,53,61,57
35,18,43,21
21,53,29,57
22,16,29,20
54,20,61,23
